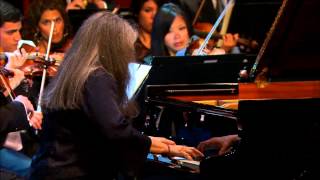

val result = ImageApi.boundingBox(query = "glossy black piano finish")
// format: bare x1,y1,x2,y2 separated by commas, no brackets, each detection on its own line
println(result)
136,0,320,179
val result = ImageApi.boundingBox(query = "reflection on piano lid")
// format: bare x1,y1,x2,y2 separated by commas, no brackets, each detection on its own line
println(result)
145,97,237,120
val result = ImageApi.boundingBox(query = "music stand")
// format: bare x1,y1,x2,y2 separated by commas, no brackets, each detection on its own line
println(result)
147,54,256,85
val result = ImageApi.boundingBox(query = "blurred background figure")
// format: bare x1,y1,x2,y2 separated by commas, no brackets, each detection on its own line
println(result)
150,3,192,59
65,0,117,11
148,2,237,65
130,0,163,63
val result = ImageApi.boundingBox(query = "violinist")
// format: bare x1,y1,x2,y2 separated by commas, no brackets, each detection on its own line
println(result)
0,3,43,178
0,78,43,178
0,0,23,62
175,0,241,54
148,2,235,64
17,0,72,106
0,66,43,178
27,0,73,62
150,2,192,59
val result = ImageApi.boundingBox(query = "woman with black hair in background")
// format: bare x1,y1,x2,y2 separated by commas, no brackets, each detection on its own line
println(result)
148,2,238,64
130,0,164,63
150,2,192,59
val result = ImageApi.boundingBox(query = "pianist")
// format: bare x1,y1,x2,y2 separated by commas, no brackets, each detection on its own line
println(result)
29,11,203,180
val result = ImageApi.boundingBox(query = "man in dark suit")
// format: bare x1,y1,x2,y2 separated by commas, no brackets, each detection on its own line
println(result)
0,92,42,179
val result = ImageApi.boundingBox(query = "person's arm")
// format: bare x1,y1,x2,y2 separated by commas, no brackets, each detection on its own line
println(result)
83,70,203,162
65,0,87,11
0,95,42,134
83,69,151,173
197,134,240,155
221,33,239,53
0,96,29,134
4,48,28,69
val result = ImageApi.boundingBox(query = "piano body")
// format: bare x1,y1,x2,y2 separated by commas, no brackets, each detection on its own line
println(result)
136,0,320,179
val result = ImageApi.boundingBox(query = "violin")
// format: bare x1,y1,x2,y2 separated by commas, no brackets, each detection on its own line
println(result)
20,54,59,78
185,37,217,56
191,0,259,54
0,67,16,100
193,22,259,53
0,52,59,78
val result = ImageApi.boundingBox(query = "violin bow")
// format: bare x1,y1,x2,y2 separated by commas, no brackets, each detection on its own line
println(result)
192,0,206,26
217,0,235,47
197,0,235,55
36,20,55,112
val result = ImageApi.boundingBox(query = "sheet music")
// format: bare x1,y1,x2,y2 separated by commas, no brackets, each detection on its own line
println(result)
126,63,151,100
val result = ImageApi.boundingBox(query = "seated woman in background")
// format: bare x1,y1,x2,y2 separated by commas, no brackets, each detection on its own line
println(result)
150,2,192,59
130,0,162,63
27,0,72,62
147,3,238,64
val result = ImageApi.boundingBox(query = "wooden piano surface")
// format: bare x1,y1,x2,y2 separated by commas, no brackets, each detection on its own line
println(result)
169,81,320,109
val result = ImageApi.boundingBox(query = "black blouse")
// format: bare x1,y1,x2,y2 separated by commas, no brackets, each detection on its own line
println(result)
30,68,151,179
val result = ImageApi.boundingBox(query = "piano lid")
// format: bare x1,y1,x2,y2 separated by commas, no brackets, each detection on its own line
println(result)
250,0,320,81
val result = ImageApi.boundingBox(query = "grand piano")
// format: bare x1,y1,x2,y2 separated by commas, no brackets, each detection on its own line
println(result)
136,0,320,179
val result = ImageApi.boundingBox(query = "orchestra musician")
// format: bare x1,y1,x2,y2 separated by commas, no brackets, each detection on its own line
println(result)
27,0,72,62
147,2,236,64
175,0,241,54
29,11,203,179
0,0,42,179
148,2,193,62
65,0,117,11
0,0,23,59
0,2,43,179
130,0,162,63
0,92,42,179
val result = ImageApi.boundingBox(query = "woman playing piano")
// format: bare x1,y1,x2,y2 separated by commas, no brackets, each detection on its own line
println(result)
29,11,203,179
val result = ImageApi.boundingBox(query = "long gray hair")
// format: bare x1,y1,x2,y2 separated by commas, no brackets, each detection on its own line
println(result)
43,11,137,113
